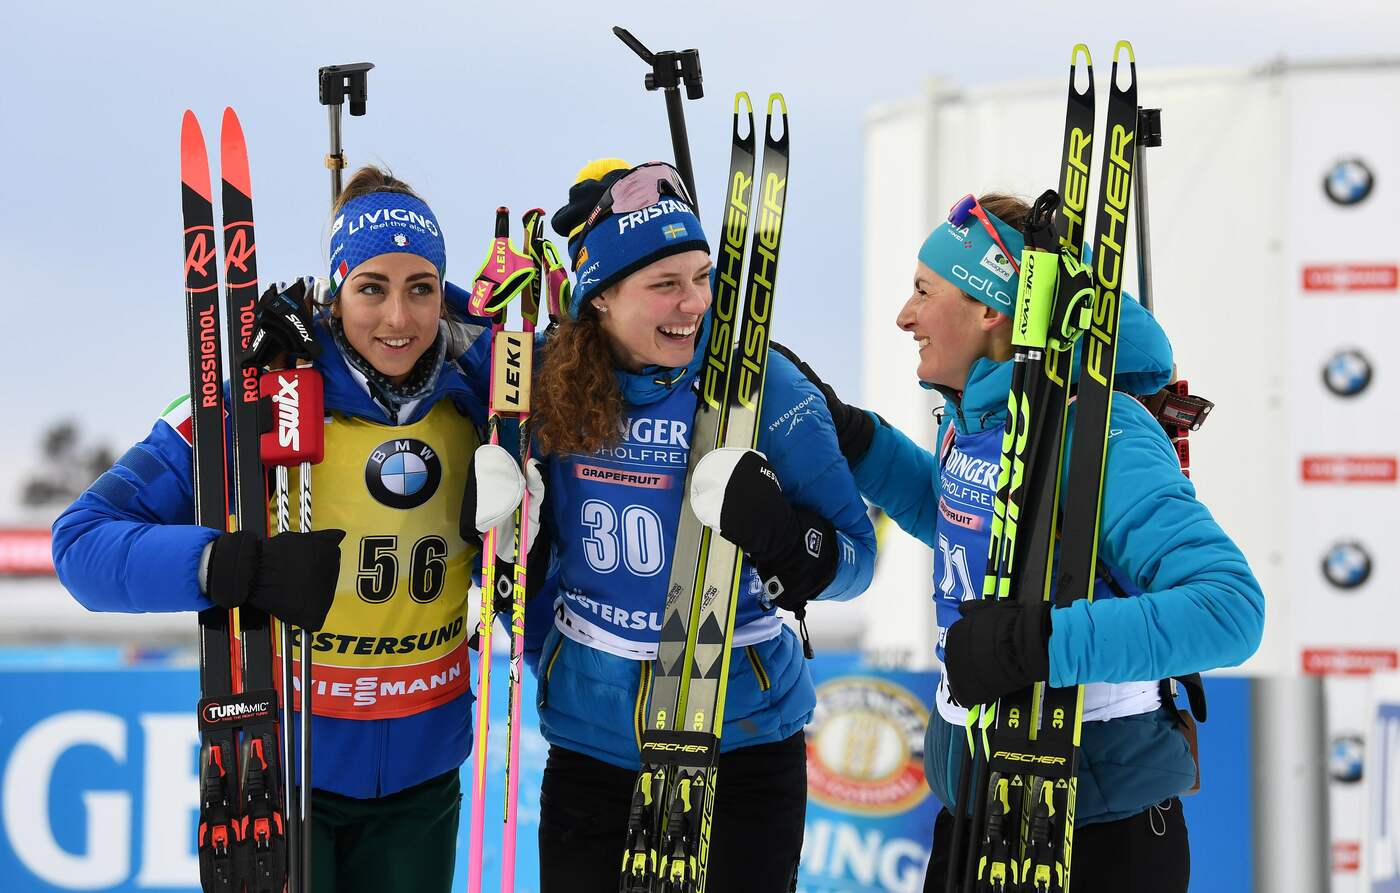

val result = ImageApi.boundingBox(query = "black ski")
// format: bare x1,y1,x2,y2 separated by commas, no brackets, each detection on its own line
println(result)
185,108,242,893
217,107,289,893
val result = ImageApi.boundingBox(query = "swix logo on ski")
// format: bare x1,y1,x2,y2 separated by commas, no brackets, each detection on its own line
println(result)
616,199,690,234
273,374,302,450
767,393,820,436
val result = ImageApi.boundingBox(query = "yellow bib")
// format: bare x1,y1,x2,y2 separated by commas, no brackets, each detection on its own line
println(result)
279,401,481,720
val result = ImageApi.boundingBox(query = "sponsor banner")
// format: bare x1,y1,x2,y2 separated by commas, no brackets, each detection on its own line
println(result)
1302,456,1399,484
1302,264,1399,292
799,654,938,893
1336,840,1363,873
0,654,1259,893
0,658,544,893
1366,681,1400,891
1305,649,1400,675
0,529,54,576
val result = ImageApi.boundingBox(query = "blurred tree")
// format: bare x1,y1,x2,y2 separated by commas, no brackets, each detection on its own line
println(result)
20,421,115,509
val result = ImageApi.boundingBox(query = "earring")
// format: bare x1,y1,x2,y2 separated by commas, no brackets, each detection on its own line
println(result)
594,303,608,314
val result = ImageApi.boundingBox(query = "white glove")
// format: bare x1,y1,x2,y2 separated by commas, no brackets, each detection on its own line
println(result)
472,443,544,562
689,447,768,532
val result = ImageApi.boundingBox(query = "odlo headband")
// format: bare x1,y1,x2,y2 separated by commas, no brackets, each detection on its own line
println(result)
917,207,1025,314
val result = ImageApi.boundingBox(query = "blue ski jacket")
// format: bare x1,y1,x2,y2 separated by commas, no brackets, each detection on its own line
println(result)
853,295,1264,824
527,340,877,771
52,318,492,800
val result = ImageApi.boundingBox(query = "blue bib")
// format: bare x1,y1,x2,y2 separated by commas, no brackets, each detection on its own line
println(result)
548,384,770,656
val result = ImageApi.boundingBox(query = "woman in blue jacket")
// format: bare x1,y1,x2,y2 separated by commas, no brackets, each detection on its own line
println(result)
52,167,522,893
513,160,877,891
789,193,1264,892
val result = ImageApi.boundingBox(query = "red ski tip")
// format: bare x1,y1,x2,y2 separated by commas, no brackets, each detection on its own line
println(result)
220,108,252,197
180,110,213,202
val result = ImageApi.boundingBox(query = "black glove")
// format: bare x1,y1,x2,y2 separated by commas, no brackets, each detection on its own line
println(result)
942,599,1052,708
771,342,877,464
244,278,322,370
690,448,838,612
205,529,345,631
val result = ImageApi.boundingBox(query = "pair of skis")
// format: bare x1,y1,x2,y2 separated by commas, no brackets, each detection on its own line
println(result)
947,42,1141,893
619,92,790,893
465,206,566,893
184,108,318,893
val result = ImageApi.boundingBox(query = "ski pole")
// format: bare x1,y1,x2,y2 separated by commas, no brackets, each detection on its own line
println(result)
612,26,703,210
466,209,538,893
1133,107,1161,313
317,62,374,202
499,209,544,893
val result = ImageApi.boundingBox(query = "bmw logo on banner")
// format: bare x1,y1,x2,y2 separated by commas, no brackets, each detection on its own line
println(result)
1322,349,1373,398
1322,541,1373,590
365,438,442,509
1323,157,1375,206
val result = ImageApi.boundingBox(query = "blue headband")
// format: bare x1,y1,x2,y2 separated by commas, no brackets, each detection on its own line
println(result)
917,210,1025,314
569,197,709,317
328,191,447,294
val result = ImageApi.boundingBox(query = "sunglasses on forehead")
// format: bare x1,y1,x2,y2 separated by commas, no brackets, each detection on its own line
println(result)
948,193,1020,275
580,162,695,236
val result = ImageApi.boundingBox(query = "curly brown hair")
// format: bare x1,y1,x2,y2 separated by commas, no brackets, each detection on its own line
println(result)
531,303,626,456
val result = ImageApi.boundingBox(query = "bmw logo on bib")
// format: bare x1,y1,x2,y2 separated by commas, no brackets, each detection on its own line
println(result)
365,438,442,509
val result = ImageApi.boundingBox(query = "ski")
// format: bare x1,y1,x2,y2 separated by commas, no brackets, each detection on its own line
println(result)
185,109,243,893
1021,43,1137,893
216,107,291,893
621,91,756,893
621,92,789,893
955,45,1099,893
962,43,1138,893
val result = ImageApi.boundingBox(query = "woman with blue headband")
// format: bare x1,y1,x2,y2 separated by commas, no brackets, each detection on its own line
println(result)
502,159,877,891
53,166,525,893
785,193,1264,892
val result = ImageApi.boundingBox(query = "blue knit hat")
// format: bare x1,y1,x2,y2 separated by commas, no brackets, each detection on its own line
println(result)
328,191,446,295
555,160,710,318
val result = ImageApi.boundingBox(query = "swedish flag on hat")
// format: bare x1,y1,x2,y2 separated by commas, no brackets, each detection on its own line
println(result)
551,158,709,318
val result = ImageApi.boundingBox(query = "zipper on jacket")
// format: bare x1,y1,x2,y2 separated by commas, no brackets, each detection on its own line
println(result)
745,646,772,692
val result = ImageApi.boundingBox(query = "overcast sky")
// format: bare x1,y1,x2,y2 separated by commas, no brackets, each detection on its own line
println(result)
2,0,1396,520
